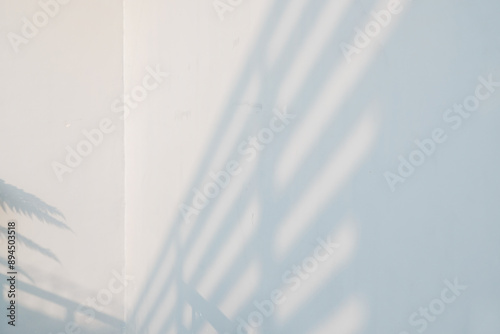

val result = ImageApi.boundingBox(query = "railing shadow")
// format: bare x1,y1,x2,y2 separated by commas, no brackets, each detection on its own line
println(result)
128,0,405,333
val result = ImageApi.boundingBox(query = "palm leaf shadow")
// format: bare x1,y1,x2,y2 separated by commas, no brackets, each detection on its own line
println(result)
0,226,60,263
0,178,67,265
0,179,68,230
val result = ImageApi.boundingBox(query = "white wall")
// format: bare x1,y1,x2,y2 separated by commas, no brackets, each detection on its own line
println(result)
0,1,125,333
124,0,500,333
1,1,500,334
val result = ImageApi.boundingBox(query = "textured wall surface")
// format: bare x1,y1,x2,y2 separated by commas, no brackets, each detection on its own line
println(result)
0,1,125,333
2,1,500,334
